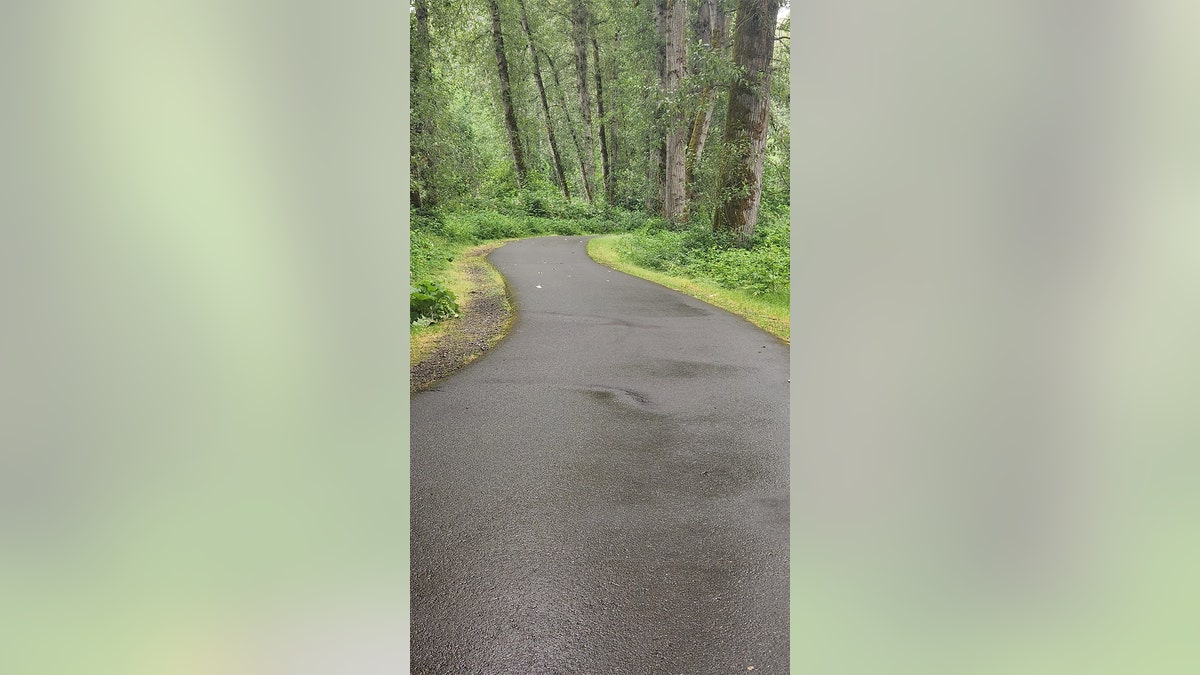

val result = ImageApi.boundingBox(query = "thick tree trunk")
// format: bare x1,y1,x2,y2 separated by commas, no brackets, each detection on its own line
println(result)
571,0,596,203
662,0,688,222
592,36,614,205
713,0,778,242
517,0,569,200
410,0,434,207
685,0,728,200
487,0,527,187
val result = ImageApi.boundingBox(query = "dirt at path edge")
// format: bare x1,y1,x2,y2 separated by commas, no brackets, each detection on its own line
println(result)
410,242,514,394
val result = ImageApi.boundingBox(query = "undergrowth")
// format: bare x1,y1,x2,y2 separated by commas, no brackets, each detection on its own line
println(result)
410,193,790,327
409,196,644,326
609,207,790,301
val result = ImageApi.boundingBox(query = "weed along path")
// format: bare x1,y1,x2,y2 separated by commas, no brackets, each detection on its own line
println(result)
410,235,789,673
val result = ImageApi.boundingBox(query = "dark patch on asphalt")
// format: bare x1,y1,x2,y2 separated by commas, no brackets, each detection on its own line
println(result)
621,357,745,379
582,386,656,412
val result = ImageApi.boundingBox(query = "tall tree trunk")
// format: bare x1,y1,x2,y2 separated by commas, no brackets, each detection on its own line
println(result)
685,0,728,200
608,30,621,205
662,0,688,222
545,51,589,199
647,0,667,215
571,0,596,203
487,0,527,187
592,36,614,205
713,0,778,242
411,0,434,207
517,0,569,200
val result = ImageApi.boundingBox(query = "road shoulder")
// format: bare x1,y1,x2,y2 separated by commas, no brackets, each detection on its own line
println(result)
410,240,514,393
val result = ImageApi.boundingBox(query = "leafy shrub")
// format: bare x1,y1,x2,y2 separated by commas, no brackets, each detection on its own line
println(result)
521,191,553,217
410,280,459,324
690,243,789,295
612,217,790,296
472,212,528,239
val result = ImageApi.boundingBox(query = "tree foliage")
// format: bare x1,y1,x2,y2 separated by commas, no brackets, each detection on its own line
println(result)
409,0,789,231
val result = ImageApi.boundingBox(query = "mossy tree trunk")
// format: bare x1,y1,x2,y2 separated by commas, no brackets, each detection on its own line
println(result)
713,0,778,242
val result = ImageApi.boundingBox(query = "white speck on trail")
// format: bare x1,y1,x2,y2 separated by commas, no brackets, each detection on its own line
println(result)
535,285,542,289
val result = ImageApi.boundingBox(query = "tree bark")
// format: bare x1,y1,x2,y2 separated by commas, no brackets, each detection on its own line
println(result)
662,0,688,222
592,36,614,205
571,0,596,203
608,30,621,205
487,0,527,187
647,0,667,215
517,0,569,200
685,0,728,200
411,0,434,207
713,0,778,242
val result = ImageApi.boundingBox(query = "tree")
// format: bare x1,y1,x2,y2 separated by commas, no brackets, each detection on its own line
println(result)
571,0,597,203
662,0,687,222
487,0,529,186
712,0,779,242
411,0,435,207
544,49,590,199
592,35,614,204
518,0,571,199
605,28,622,205
646,0,667,215
685,0,728,200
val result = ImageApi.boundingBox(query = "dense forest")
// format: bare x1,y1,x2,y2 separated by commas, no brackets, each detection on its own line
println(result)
410,0,790,327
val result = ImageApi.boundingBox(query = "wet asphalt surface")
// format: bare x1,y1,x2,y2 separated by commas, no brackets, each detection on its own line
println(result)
410,236,789,673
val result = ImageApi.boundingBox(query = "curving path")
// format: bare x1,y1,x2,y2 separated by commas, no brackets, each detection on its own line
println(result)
410,235,789,673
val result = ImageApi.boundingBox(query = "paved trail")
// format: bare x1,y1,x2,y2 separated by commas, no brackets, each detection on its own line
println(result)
410,236,789,673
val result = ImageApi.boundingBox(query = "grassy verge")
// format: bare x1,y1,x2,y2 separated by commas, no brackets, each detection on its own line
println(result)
410,239,513,367
587,235,790,343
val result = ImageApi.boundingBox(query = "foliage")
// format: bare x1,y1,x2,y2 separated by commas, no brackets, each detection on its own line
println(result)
613,206,790,296
410,280,460,325
409,202,649,328
409,0,791,325
409,0,788,225
410,227,456,286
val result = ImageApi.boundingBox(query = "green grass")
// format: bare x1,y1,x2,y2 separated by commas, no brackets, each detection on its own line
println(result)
587,234,790,343
412,203,791,345
410,206,646,330
410,239,513,366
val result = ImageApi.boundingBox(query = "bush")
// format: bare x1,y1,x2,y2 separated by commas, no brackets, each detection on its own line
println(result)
410,280,459,325
472,212,528,240
612,216,790,296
